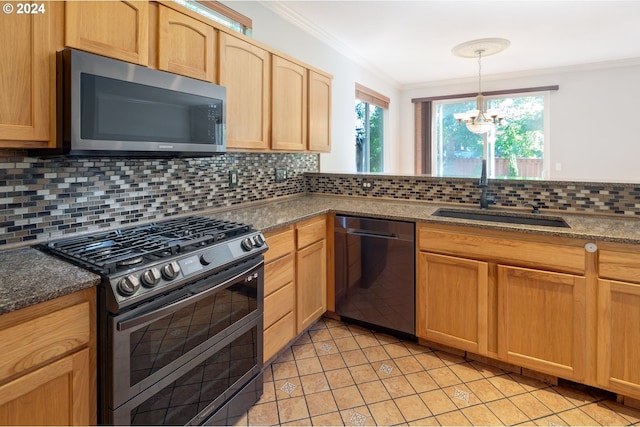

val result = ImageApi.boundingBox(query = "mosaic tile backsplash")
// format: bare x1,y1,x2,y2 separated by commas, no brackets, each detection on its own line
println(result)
0,151,318,246
306,173,640,216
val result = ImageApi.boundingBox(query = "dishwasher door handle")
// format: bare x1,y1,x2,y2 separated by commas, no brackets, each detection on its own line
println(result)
346,229,398,240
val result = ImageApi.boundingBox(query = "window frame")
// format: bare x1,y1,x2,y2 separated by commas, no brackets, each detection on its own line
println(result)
356,84,390,173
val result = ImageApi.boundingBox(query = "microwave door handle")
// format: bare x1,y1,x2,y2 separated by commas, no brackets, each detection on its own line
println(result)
117,268,249,332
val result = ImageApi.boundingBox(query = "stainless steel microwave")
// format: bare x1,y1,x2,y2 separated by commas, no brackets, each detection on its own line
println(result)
35,49,226,157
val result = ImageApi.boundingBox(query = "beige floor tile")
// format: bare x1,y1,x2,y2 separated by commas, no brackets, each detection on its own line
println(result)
531,413,566,426
329,325,354,340
509,393,554,419
394,355,424,375
449,362,485,383
309,328,333,342
404,341,430,355
407,416,440,426
272,360,299,380
315,339,339,355
435,410,472,426
383,342,413,358
368,400,405,425
334,336,360,352
469,360,508,378
508,373,550,392
373,332,402,345
294,332,312,345
291,343,317,360
531,387,575,413
466,378,506,403
325,367,355,389
275,377,304,399
280,418,311,426
486,397,530,425
296,356,323,376
340,406,374,426
233,411,248,426
395,394,433,422
442,384,481,408
349,363,380,384
602,401,640,424
311,411,344,426
354,332,380,348
580,402,631,426
419,389,458,415
309,319,328,330
257,381,276,404
435,350,466,366
263,365,274,382
362,345,390,363
319,353,346,371
332,385,366,410
300,372,329,395
382,375,416,398
462,403,504,426
375,359,403,378
357,379,392,404
428,366,463,388
487,374,529,397
552,384,600,406
347,324,371,336
305,390,339,417
342,349,369,367
277,396,310,423
323,318,344,329
557,407,600,426
275,347,295,362
248,401,279,426
414,351,447,370
405,371,439,393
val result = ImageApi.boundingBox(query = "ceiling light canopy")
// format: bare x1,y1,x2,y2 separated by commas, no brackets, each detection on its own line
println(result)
452,38,510,135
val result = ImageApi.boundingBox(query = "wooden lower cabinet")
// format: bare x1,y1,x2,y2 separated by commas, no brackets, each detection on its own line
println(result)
0,288,95,425
296,239,327,332
597,279,640,398
498,265,587,380
417,252,488,353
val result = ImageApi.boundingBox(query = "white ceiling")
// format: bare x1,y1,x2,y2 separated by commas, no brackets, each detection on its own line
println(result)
261,1,640,87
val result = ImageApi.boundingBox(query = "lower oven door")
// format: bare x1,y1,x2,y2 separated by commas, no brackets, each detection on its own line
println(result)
103,260,264,425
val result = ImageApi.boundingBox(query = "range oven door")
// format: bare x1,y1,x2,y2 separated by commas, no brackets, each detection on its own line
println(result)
102,260,264,425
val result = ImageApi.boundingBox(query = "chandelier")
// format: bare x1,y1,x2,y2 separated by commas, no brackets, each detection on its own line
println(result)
452,38,510,135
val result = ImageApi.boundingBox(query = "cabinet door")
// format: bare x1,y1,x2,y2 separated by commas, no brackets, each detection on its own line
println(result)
308,71,331,152
272,56,307,151
297,239,326,332
0,11,50,145
417,252,488,353
158,5,216,82
65,1,149,65
0,349,90,426
597,279,640,399
219,33,270,150
498,265,586,380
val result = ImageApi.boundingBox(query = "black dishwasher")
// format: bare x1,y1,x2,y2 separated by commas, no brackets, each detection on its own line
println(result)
334,215,415,337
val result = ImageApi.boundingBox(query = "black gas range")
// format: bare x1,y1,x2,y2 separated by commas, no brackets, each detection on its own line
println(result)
43,215,267,425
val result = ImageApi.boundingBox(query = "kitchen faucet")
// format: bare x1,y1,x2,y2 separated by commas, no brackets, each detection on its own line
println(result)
479,159,496,209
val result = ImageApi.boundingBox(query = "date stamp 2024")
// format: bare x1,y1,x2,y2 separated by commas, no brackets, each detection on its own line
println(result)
3,3,46,15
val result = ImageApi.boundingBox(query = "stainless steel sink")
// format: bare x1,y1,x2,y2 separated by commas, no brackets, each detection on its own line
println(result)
431,209,570,228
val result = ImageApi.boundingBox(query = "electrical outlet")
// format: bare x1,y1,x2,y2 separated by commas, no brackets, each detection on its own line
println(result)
362,180,374,190
229,170,238,187
275,168,287,182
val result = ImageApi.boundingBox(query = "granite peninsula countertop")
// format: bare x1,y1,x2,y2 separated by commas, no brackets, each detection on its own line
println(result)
2,194,639,316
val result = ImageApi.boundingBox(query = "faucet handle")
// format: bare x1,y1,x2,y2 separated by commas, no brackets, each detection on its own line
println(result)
523,202,541,214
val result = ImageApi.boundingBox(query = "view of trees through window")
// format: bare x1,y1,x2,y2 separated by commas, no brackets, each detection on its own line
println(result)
433,94,546,179
355,100,384,172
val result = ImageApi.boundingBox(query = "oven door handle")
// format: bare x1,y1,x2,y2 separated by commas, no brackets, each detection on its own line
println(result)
117,268,251,332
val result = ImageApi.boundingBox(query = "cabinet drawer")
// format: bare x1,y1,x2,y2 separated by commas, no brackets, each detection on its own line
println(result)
264,282,294,329
419,226,585,275
265,253,294,296
264,311,296,363
296,216,326,249
264,226,295,263
599,247,640,284
0,301,90,381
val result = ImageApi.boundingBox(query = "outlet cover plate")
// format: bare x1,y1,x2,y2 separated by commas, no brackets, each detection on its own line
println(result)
229,170,239,187
275,168,288,182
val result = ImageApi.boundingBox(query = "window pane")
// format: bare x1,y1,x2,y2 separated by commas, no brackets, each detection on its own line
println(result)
355,100,384,172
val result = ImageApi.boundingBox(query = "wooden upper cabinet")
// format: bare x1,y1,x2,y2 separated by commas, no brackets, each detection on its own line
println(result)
308,71,332,152
158,5,216,82
65,1,149,65
0,11,51,145
219,33,270,150
271,56,307,151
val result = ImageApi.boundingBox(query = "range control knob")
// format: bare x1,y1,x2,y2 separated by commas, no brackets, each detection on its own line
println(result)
252,234,265,247
241,237,254,251
118,275,140,296
200,250,215,266
141,267,161,287
161,261,181,280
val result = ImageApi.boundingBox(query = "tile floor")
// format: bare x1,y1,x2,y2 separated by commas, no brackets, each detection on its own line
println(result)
235,317,640,426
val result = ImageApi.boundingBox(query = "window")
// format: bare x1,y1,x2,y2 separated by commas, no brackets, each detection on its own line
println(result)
173,0,252,35
413,86,557,179
355,84,389,173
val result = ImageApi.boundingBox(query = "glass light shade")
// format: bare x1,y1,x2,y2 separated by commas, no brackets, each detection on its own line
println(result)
465,119,495,135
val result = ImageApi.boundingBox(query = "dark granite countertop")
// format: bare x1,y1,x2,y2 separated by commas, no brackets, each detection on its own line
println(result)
0,247,101,315
1,194,639,316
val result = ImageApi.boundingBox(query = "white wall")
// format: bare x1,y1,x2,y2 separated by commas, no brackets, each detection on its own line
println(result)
223,2,640,182
401,61,640,182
